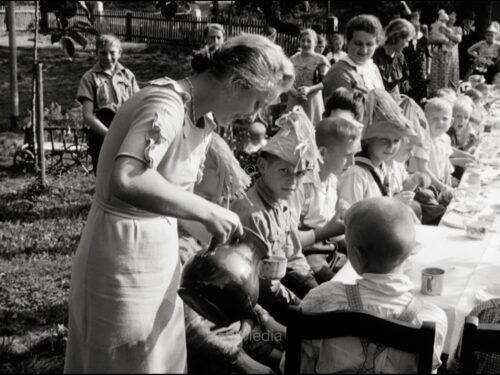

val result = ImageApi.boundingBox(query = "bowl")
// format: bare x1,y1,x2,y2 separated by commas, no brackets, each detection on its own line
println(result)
465,219,487,240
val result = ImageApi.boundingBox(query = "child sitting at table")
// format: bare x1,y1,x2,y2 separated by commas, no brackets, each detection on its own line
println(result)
323,87,364,123
448,96,478,154
288,117,361,284
256,197,449,372
464,88,488,133
337,89,420,211
231,106,321,323
452,298,500,373
297,197,448,373
412,98,474,203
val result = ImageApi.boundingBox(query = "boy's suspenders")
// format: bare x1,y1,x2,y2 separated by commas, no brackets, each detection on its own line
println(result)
345,284,423,373
355,159,389,197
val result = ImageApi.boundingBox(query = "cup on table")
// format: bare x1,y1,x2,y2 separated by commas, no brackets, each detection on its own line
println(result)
259,256,287,280
464,218,487,240
421,267,445,296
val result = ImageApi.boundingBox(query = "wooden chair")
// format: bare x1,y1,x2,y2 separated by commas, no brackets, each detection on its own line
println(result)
458,315,500,373
284,306,436,374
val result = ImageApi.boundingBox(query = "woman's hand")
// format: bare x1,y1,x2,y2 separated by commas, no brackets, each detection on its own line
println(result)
298,86,312,97
203,203,244,244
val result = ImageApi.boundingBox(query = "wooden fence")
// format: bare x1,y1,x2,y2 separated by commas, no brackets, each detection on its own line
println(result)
0,6,338,54
0,7,334,56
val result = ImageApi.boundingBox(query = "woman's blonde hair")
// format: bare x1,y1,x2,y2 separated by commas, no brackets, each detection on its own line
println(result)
193,33,295,100
384,18,416,45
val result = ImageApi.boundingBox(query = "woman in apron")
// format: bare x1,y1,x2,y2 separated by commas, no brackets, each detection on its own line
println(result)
64,33,295,373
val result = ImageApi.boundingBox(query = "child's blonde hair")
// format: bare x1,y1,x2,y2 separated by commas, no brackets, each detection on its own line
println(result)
203,23,225,39
453,96,474,115
424,97,453,116
464,88,483,104
96,33,121,50
435,88,457,104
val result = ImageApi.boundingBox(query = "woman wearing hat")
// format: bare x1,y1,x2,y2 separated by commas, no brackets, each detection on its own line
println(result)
372,18,415,101
465,23,500,83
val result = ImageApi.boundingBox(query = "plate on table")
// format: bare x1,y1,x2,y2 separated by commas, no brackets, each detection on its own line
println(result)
475,283,500,303
441,212,465,229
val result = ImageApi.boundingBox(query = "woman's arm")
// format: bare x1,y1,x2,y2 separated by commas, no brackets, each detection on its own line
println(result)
110,156,243,242
467,41,482,57
82,99,109,136
443,26,462,44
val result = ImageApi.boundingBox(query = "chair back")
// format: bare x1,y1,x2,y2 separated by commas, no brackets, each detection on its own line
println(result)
459,315,500,373
284,306,436,374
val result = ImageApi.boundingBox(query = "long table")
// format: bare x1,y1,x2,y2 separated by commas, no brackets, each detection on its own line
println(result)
332,127,500,356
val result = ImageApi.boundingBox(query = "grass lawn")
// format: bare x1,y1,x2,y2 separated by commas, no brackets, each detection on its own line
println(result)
0,33,194,373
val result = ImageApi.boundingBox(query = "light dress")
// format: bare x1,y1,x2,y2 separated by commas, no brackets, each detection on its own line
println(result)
286,52,330,126
64,77,215,373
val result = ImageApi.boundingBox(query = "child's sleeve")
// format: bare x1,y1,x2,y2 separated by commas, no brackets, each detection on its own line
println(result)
337,167,366,207
286,228,313,275
230,199,273,252
130,73,140,94
76,71,95,104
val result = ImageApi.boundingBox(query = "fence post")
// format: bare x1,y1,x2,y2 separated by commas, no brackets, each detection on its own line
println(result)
227,15,232,38
36,63,46,187
7,1,19,130
125,12,132,41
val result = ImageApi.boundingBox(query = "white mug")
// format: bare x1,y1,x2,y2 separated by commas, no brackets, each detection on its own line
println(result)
421,267,445,296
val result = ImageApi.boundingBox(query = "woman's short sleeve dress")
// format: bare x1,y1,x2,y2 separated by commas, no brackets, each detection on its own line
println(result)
64,77,214,373
286,53,329,126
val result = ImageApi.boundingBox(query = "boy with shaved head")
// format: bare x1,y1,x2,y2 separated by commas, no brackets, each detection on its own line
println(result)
298,197,448,373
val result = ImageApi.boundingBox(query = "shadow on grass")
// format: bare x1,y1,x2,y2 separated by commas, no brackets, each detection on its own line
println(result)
1,303,68,336
0,301,68,373
0,332,66,373
0,202,91,223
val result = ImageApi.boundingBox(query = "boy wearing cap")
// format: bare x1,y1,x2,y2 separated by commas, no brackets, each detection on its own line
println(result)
231,107,321,322
298,197,447,373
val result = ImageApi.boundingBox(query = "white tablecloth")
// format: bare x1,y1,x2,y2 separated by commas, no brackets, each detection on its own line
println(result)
332,224,500,354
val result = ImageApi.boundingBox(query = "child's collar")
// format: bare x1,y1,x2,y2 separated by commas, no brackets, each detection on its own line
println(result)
91,62,125,75
255,179,283,210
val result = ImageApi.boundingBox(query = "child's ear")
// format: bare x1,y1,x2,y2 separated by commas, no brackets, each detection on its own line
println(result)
318,145,328,160
257,157,268,175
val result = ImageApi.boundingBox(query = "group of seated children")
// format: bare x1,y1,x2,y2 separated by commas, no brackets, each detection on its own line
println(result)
182,71,495,372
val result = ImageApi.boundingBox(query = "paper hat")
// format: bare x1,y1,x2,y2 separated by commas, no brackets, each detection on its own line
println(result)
260,106,322,172
486,23,499,34
362,89,421,146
